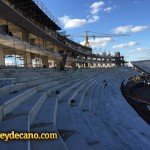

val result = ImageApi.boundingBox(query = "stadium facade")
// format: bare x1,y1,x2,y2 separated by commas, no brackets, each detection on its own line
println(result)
0,0,125,68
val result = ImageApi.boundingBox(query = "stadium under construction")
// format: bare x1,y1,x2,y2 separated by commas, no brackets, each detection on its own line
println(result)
0,0,125,69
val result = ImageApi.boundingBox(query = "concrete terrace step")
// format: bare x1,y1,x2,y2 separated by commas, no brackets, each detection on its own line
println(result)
30,79,82,150
56,77,101,149
0,73,4,77
48,73,91,95
37,81,61,92
31,73,73,88
81,80,98,111
15,72,68,84
85,73,150,149
28,78,55,87
32,80,75,127
31,124,67,150
28,73,75,87
0,93,46,131
0,72,74,96
0,92,47,150
108,80,150,149
0,75,67,100
71,106,102,150
56,78,90,130
0,83,28,97
79,79,96,107
0,78,17,83
56,97,76,131
0,87,37,121
57,76,94,102
17,75,44,83
68,77,102,149
30,95,73,150
40,74,87,94
84,111,122,150
68,77,95,106
1,89,30,119
31,96,57,127
79,75,102,108
91,81,102,113
64,133,90,150
47,76,84,97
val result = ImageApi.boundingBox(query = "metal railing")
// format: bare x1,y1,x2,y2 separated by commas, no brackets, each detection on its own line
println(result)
33,0,61,28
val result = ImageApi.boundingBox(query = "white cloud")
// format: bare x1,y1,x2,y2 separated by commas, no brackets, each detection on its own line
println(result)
113,41,139,49
80,37,111,48
112,25,149,34
103,6,116,13
126,47,149,56
59,1,106,29
87,1,104,23
59,16,86,29
87,15,100,23
59,1,115,29
137,47,150,51
90,1,105,15
131,26,149,32
128,50,135,54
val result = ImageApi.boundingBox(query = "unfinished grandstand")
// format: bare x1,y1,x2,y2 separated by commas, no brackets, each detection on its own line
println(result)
0,0,150,150
0,0,125,69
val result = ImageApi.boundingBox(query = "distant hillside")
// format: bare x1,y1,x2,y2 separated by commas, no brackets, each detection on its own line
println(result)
131,60,150,74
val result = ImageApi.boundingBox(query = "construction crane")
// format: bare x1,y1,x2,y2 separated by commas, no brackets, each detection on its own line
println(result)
66,31,130,47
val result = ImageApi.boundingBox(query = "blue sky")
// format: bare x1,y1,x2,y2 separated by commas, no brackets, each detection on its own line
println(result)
41,0,150,61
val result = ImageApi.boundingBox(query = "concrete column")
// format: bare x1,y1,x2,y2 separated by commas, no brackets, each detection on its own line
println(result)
85,63,88,68
82,63,84,68
70,62,76,69
54,45,58,53
54,58,59,67
24,51,32,68
0,47,4,66
77,63,80,68
43,39,47,50
96,63,98,68
97,63,99,68
22,31,29,42
98,63,101,68
42,56,49,68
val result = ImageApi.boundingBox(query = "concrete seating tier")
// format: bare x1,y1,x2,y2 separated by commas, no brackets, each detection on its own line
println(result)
0,67,150,150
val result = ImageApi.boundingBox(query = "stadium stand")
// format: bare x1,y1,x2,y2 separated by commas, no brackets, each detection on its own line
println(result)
0,67,150,150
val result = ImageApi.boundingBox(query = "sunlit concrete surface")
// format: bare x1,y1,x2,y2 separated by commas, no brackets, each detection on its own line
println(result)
0,67,150,150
